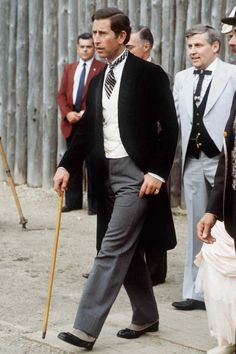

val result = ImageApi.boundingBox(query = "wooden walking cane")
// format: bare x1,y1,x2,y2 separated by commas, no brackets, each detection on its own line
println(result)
42,191,64,339
0,137,27,228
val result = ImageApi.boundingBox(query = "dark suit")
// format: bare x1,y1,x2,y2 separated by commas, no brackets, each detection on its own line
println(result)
206,92,236,244
57,58,105,210
59,52,178,337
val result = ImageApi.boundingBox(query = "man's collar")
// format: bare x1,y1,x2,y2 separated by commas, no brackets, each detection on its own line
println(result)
106,48,128,65
204,57,218,72
194,57,218,73
79,56,94,65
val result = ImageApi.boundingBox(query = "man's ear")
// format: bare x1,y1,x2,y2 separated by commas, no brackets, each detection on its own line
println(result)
143,41,151,53
212,40,220,54
117,30,127,44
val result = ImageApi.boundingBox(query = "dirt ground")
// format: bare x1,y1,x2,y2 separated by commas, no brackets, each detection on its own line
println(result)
0,181,189,353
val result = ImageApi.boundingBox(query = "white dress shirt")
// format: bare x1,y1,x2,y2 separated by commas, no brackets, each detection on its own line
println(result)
193,57,217,105
73,57,94,104
102,50,128,158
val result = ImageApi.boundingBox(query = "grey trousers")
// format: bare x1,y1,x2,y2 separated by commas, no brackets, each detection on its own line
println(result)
73,157,159,337
182,152,219,301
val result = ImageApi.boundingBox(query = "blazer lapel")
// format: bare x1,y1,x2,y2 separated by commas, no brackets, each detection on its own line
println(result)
95,68,106,124
118,54,137,117
82,59,100,101
183,68,195,119
70,62,78,81
68,62,78,107
204,59,229,116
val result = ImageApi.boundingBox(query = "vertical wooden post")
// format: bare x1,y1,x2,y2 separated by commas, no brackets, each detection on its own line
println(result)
7,0,17,172
27,0,43,187
42,0,58,189
0,0,10,180
14,0,29,184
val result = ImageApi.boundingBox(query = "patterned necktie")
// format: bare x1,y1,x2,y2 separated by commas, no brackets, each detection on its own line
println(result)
193,69,212,103
104,49,128,99
75,62,86,112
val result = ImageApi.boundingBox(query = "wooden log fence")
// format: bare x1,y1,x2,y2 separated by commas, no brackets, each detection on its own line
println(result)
0,0,235,207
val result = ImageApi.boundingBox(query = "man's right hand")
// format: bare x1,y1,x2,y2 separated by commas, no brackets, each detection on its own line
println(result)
53,167,70,195
196,213,217,244
66,111,81,124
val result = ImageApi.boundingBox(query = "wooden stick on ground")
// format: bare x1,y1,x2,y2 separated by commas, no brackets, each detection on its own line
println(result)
0,137,27,228
42,192,64,339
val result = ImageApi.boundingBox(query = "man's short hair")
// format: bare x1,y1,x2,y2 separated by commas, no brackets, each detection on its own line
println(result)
185,24,221,49
92,7,131,44
136,26,154,48
77,32,93,44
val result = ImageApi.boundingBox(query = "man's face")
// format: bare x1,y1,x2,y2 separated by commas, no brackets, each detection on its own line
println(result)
187,32,219,69
229,26,236,56
77,38,95,61
126,32,146,59
92,18,126,61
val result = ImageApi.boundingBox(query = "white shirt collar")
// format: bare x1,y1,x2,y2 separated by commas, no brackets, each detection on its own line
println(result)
205,57,218,74
79,56,94,67
193,57,218,75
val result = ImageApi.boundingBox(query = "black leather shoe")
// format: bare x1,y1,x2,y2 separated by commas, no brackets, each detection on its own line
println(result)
62,206,81,213
117,321,159,339
172,299,206,310
58,332,95,350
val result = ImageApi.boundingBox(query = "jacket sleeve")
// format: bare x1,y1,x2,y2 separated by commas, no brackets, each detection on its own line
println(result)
58,77,97,174
148,66,179,180
173,72,182,126
206,148,224,220
206,93,236,219
57,64,73,120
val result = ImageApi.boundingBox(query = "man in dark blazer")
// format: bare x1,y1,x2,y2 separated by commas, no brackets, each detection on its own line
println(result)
92,26,170,285
58,32,105,213
54,8,178,350
197,13,236,246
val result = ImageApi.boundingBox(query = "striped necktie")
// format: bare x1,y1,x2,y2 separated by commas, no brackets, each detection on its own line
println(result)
104,49,128,99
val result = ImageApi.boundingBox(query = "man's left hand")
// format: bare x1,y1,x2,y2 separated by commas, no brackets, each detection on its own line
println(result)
53,167,70,195
197,213,217,244
139,174,163,198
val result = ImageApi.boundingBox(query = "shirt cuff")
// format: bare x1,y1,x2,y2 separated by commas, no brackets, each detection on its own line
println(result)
148,172,165,183
58,166,68,172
